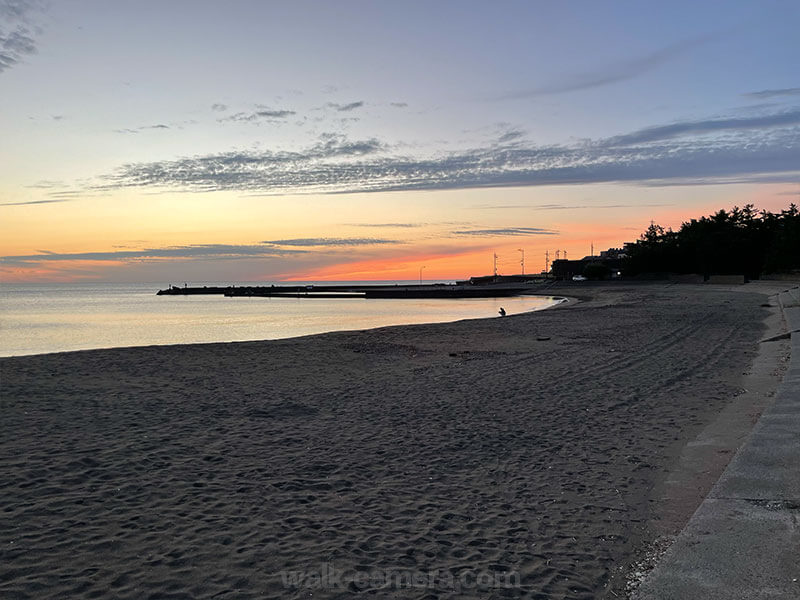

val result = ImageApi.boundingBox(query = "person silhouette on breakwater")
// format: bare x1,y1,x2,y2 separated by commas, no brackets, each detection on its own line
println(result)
498,307,506,317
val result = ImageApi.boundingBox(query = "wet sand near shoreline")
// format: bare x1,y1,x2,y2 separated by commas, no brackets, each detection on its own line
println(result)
0,283,786,599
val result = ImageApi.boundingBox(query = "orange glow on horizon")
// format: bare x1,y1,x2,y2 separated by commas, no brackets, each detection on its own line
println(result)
3,185,796,283
0,260,125,283
283,249,492,282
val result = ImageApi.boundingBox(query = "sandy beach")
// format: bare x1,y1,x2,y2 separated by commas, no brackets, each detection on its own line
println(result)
0,282,789,599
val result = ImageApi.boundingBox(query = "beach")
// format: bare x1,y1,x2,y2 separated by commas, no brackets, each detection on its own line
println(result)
0,282,789,599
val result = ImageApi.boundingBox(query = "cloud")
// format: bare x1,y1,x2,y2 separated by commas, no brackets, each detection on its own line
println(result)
25,179,64,189
255,109,295,118
470,203,672,210
604,109,800,146
115,123,171,134
0,25,35,73
0,198,68,207
262,238,400,247
343,223,423,228
743,87,800,99
390,102,408,108
496,128,525,143
327,101,364,112
498,35,712,99
0,0,35,19
44,190,89,199
0,243,307,264
93,108,800,196
219,109,296,122
451,227,557,237
636,172,800,187
102,133,386,193
211,103,228,112
0,0,40,74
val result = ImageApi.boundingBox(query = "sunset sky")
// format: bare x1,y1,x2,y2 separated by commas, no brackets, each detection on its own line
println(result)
1,0,798,283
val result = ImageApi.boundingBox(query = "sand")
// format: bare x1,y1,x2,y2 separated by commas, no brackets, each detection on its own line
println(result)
0,283,788,599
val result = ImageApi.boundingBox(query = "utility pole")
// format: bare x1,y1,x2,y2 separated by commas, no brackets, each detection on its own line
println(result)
564,250,568,260
555,249,560,261
591,242,594,257
493,253,498,277
518,248,524,275
545,250,550,274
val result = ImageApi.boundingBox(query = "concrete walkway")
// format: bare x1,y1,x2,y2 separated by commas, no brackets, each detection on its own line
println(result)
633,286,800,599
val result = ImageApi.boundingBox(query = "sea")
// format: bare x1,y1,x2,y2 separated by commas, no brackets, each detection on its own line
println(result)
0,282,560,357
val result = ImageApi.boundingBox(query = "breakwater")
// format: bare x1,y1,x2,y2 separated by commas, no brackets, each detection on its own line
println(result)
156,282,536,299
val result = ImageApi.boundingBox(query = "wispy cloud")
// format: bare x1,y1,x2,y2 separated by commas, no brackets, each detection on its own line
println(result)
451,227,557,237
45,190,86,199
0,0,40,74
114,119,198,134
25,179,65,189
390,102,408,108
211,103,228,112
0,198,68,207
115,124,171,134
327,101,364,112
636,172,800,187
262,238,400,247
470,203,673,210
102,132,387,193
496,128,525,143
604,109,800,146
498,35,713,99
256,109,295,118
343,223,423,228
743,87,800,99
0,0,34,19
0,243,308,264
95,106,799,196
219,109,297,123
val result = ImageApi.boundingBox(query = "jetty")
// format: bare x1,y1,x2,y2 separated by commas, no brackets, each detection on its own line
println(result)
156,276,550,299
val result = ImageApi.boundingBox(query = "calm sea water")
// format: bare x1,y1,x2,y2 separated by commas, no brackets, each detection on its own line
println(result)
0,282,560,357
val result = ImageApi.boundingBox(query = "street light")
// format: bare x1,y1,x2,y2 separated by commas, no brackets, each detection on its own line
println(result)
419,265,426,285
518,248,525,275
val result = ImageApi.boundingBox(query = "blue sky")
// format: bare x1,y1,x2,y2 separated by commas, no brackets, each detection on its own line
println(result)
1,0,798,281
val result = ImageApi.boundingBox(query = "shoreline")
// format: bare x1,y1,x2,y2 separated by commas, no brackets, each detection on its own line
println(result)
0,293,568,359
0,282,787,599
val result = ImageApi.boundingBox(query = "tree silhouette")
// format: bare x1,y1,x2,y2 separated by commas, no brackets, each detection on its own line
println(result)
625,204,800,279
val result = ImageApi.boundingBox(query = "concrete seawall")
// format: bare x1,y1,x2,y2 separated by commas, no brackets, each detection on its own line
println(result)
633,285,800,599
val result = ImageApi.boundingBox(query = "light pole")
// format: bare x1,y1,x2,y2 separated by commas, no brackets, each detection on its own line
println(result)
419,265,426,285
518,248,524,275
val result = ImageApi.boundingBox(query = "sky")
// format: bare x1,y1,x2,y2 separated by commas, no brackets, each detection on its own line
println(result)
1,0,798,283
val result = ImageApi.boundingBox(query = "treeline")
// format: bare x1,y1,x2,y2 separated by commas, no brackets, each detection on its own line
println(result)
625,204,800,279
